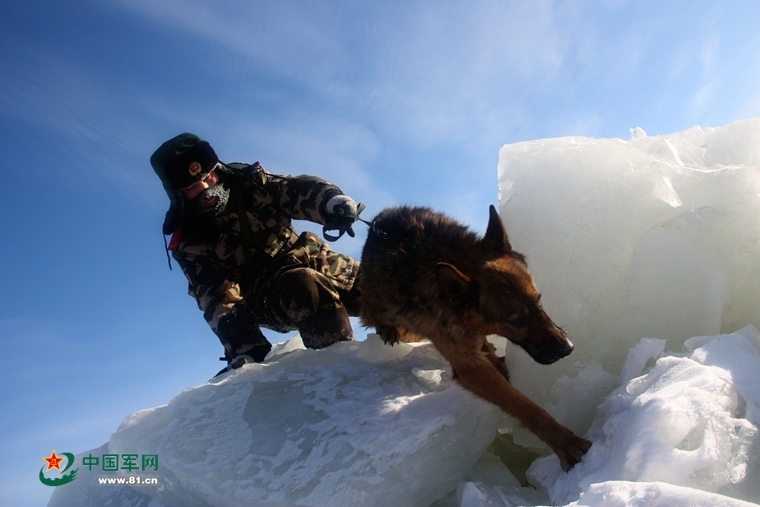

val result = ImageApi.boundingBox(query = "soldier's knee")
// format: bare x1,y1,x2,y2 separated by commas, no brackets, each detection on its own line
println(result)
276,268,338,317
299,306,354,349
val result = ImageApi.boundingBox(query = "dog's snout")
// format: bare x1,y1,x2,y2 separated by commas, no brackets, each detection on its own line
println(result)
547,323,573,356
558,336,574,357
519,331,575,365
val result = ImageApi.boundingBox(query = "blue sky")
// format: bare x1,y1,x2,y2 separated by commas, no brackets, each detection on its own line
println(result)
1,1,759,505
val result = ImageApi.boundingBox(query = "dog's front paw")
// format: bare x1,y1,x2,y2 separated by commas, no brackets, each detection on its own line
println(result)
555,433,592,471
378,326,400,346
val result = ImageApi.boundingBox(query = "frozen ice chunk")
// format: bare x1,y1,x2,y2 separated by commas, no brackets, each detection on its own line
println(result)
497,117,760,411
629,126,647,140
49,335,501,507
618,337,666,385
528,326,760,506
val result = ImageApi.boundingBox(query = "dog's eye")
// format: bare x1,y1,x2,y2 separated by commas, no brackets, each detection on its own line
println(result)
508,314,530,328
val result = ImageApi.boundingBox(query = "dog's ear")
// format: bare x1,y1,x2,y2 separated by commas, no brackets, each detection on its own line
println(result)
436,263,473,304
483,205,512,253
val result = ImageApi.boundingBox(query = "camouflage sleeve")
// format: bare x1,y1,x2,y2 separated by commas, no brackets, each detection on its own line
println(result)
255,167,343,225
173,247,245,334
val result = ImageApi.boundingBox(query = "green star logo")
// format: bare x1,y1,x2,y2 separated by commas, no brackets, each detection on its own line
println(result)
39,450,78,487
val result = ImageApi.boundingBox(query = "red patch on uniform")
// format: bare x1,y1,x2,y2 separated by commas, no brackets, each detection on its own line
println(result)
168,226,183,251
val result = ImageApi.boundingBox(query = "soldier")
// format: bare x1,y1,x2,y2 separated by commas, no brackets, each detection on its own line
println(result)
151,133,363,375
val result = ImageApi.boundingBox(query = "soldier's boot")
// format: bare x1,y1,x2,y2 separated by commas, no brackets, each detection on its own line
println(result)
214,316,273,377
214,354,254,378
298,305,355,349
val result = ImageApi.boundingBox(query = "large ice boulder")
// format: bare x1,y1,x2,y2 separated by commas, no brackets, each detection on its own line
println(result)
48,336,502,507
499,118,759,358
497,118,760,432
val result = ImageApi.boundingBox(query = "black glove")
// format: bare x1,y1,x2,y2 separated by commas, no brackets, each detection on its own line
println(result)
323,195,366,241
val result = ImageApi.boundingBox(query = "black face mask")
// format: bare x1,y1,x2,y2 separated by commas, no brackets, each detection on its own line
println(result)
181,179,231,242
185,180,231,220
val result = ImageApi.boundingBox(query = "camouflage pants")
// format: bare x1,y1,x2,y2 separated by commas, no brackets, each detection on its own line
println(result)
224,232,360,361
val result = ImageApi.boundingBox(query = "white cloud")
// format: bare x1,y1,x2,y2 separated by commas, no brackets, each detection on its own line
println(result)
343,1,569,146
115,0,347,82
686,36,724,118
115,0,760,151
114,0,570,148
0,51,107,143
0,45,173,206
216,116,393,206
8,0,759,209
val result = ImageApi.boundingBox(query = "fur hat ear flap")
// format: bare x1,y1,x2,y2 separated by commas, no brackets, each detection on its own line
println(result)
162,191,184,235
436,262,474,305
483,205,512,253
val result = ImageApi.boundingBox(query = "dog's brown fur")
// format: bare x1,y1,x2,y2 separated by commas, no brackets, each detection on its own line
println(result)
358,205,591,471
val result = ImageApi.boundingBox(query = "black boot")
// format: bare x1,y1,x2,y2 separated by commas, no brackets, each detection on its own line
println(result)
214,353,255,377
214,340,272,378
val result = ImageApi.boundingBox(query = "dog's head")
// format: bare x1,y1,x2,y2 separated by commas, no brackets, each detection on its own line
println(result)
435,205,573,364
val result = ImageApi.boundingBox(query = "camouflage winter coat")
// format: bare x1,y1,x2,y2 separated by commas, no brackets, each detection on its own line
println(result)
168,162,360,336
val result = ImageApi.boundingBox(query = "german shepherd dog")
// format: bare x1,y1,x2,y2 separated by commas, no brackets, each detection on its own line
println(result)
358,205,591,471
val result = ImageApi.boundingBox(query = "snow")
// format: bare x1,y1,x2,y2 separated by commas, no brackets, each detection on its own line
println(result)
48,119,760,506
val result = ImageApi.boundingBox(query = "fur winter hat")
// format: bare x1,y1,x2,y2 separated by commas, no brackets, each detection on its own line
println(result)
151,133,220,235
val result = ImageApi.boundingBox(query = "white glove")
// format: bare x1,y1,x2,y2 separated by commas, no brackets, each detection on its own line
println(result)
326,195,358,217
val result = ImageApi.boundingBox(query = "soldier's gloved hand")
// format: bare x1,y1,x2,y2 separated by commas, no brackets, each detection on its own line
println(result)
324,194,362,240
326,195,358,218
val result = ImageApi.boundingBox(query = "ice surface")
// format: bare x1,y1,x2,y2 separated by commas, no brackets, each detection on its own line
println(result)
48,336,502,507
